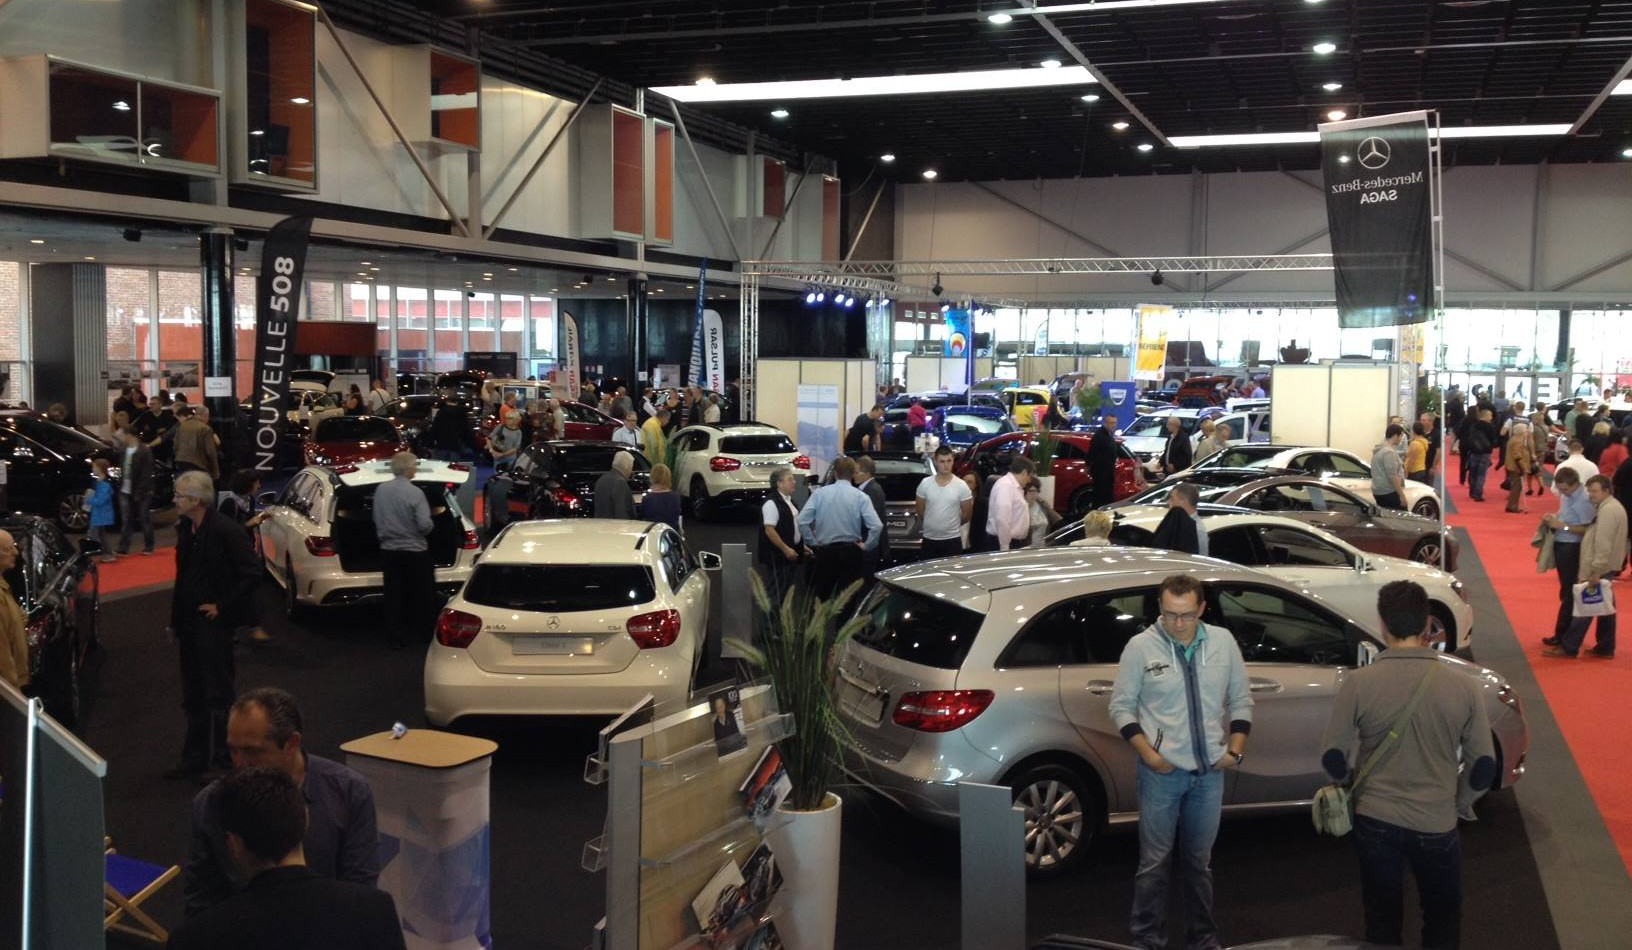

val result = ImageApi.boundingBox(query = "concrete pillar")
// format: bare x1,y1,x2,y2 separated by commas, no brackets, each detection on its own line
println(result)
199,229,238,463
28,263,107,426
626,275,648,389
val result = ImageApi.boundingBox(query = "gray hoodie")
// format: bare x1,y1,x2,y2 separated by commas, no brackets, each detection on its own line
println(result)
1108,622,1253,773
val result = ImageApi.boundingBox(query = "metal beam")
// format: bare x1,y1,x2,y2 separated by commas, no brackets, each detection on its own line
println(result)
666,98,745,262
483,79,604,239
1445,249,1525,293
314,8,472,238
757,162,813,260
747,255,1335,278
1568,51,1632,135
844,179,888,262
1549,249,1632,293
1203,229,1330,292
1021,1,1170,147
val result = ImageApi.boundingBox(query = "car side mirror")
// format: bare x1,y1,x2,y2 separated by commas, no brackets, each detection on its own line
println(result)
699,551,723,571
257,491,279,506
79,536,102,558
1357,640,1380,667
1354,556,1370,572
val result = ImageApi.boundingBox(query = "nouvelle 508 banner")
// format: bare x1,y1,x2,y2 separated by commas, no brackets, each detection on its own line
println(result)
1318,111,1434,329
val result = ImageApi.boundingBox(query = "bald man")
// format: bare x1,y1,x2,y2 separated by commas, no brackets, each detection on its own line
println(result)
0,530,28,689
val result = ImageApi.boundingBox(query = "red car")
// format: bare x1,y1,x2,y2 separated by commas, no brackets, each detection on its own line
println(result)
303,416,409,468
479,400,621,444
955,431,1146,514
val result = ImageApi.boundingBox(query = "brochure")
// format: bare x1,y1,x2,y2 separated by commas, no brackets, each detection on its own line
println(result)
738,746,792,831
691,843,784,950
707,685,748,758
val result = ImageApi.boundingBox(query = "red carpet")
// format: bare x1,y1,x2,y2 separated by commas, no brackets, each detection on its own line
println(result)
1445,459,1632,875
97,550,177,595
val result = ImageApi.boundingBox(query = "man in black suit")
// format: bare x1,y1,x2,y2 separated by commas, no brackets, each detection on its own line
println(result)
853,455,891,574
1151,482,1207,556
116,427,158,556
1160,415,1194,477
169,766,405,950
1088,414,1121,509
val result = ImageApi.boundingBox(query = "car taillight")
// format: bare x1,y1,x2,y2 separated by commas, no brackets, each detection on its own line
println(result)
552,487,581,510
709,456,742,472
626,609,681,649
461,529,479,550
892,690,995,733
332,464,358,475
791,455,811,470
304,536,336,557
435,608,482,648
449,462,472,472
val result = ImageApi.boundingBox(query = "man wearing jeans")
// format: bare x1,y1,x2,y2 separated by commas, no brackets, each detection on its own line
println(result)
1109,574,1252,949
1541,466,1595,650
1320,580,1495,948
116,427,157,555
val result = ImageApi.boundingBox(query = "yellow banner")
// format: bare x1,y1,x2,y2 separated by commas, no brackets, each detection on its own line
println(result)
1134,304,1172,381
1398,323,1425,364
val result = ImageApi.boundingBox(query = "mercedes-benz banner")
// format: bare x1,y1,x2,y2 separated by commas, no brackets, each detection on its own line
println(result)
251,216,313,472
1318,111,1434,329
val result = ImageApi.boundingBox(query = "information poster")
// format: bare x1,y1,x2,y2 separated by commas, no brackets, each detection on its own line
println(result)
1134,304,1172,381
796,384,840,475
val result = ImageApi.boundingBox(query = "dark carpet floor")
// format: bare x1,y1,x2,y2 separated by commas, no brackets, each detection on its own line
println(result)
86,514,1561,949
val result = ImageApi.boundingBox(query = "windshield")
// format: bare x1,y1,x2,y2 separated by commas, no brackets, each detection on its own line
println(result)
314,417,398,443
944,413,1008,435
720,435,795,455
463,564,656,612
555,446,651,472
851,583,986,670
1123,414,1192,437
9,418,106,455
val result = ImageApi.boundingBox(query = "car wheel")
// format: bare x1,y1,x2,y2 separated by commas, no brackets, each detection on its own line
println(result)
1409,536,1444,567
1008,763,1099,876
688,476,713,521
1411,497,1440,519
1067,487,1094,518
1427,603,1455,654
57,493,90,534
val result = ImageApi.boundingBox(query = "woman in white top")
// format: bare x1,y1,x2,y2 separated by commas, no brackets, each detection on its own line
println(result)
1024,483,1062,547
1069,510,1116,547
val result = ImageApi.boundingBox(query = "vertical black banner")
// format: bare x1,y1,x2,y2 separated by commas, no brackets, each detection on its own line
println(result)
252,217,313,472
1319,112,1434,328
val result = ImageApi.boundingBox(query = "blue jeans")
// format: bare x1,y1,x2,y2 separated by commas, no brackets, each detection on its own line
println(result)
1353,814,1463,948
117,492,154,554
1466,455,1491,500
1131,764,1225,950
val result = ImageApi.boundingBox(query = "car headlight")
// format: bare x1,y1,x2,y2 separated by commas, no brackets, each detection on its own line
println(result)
1451,580,1469,603
1496,683,1523,714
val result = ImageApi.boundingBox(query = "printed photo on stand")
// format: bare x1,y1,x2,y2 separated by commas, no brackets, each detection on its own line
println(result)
738,745,791,831
708,685,748,758
690,842,784,950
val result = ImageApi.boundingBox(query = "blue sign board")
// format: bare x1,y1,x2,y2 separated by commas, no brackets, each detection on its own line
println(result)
1098,381,1138,428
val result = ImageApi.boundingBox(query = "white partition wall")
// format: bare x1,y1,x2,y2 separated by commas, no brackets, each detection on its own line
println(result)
904,356,971,393
1269,365,1332,448
756,358,874,472
1271,362,1402,460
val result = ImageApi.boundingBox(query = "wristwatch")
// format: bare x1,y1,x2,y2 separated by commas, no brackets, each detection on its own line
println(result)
1228,751,1245,764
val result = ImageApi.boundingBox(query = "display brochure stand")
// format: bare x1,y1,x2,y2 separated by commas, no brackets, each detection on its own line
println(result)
585,681,797,950
342,729,499,950
717,544,752,662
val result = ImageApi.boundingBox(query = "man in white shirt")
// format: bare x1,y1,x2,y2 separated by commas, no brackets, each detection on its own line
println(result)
1557,439,1597,489
986,455,1035,551
915,445,973,560
365,379,390,414
612,412,641,448
702,395,722,424
759,468,810,601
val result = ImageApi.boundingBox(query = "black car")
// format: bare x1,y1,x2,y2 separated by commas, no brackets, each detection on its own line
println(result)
375,395,487,455
504,441,652,519
4,514,100,727
0,413,171,532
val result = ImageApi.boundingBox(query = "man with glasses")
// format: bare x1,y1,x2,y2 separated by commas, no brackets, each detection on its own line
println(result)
1109,574,1253,949
166,471,262,782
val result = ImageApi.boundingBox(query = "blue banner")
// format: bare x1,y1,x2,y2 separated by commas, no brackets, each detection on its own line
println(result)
943,310,971,359
1098,381,1138,428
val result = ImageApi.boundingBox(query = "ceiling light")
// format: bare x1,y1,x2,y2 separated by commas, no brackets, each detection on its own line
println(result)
770,108,789,119
1622,147,1632,158
29,239,44,245
1304,0,1324,4
1614,80,1632,96
1337,154,1350,164
508,266,519,272
695,76,716,86
1322,82,1343,92
1312,42,1337,55
1170,123,1572,148
112,100,130,112
550,287,559,292
357,272,368,277
1137,143,1154,152
1081,94,1100,102
987,12,1014,24
922,169,938,180
290,96,310,104
1112,121,1130,131
83,256,95,261
1326,109,1347,120
250,129,265,136
940,304,951,313
360,260,372,266
654,65,1095,102
879,153,896,163
805,290,817,304
482,272,493,277
1040,59,1062,69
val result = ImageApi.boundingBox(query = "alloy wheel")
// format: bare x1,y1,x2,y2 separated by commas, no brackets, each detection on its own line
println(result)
58,494,90,533
1411,541,1442,566
1412,499,1440,519
1017,777,1085,871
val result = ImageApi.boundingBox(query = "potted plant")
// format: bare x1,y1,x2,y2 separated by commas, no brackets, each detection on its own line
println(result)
725,576,868,950
1030,425,1060,508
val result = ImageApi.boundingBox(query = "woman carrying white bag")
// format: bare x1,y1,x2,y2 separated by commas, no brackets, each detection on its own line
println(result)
1545,473,1626,659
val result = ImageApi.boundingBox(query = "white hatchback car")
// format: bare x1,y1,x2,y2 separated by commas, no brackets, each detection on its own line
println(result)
1088,506,1473,652
423,520,718,725
1250,446,1444,519
669,423,809,519
257,459,479,615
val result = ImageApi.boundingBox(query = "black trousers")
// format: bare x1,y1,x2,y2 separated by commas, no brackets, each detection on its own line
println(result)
758,556,801,607
1553,541,1582,640
809,543,864,605
920,537,965,561
381,548,437,646
1354,815,1463,949
177,615,235,769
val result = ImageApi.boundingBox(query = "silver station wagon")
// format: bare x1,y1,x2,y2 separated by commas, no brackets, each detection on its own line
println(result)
837,548,1529,875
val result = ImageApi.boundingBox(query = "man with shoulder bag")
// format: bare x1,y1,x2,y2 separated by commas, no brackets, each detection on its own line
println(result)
1545,474,1625,659
1317,580,1496,949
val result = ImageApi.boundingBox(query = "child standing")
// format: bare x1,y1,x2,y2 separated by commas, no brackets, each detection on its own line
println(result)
85,459,118,562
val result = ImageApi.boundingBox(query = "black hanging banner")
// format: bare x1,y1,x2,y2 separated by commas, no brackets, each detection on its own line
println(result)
1319,111,1434,329
251,216,313,472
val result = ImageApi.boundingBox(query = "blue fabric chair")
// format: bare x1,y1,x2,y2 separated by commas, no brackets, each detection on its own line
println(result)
104,839,179,944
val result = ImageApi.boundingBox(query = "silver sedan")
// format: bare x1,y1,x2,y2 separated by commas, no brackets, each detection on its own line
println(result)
837,548,1529,876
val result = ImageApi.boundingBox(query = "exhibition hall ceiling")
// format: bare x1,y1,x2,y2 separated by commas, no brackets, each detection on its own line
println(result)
421,0,1632,182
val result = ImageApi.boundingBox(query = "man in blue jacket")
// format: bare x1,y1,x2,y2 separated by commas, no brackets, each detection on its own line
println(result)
1109,574,1253,950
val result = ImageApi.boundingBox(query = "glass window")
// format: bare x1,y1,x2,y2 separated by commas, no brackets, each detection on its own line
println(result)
343,282,372,322
1209,584,1351,665
395,288,428,374
500,294,525,358
1255,525,1351,568
234,274,257,401
1204,526,1261,566
0,261,21,363
1307,484,1369,516
433,289,463,371
851,582,986,671
529,296,555,361
302,279,337,321
462,564,657,611
106,267,150,362
1000,588,1156,667
244,0,316,185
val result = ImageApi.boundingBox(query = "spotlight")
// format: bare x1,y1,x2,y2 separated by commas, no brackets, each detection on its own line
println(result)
931,274,944,296
940,304,950,313
1040,59,1062,69
987,12,1013,24
1081,94,1100,103
1137,143,1154,152
843,295,855,308
816,291,825,303
122,228,142,243
1150,270,1165,286
1322,82,1343,92
770,108,789,119
1327,109,1347,121
805,290,817,304
880,297,891,307
1312,41,1337,55
879,153,896,163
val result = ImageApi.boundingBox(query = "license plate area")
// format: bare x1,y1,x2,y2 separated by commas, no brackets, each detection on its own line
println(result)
838,674,888,725
511,636,596,656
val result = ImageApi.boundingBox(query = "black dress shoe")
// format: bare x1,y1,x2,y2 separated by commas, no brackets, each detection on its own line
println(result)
1585,647,1615,659
161,762,205,780
1541,636,1561,646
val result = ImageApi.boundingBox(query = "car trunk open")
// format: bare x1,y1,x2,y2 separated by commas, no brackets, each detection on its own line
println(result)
331,481,466,572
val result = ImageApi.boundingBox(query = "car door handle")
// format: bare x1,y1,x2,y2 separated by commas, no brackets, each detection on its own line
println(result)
1085,680,1115,695
1249,678,1284,694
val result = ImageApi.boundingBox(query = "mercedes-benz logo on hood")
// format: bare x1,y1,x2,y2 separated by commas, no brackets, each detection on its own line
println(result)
1357,136,1391,170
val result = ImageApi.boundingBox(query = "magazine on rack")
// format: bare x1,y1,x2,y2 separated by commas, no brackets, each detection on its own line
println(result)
707,685,748,759
691,843,784,949
737,745,792,831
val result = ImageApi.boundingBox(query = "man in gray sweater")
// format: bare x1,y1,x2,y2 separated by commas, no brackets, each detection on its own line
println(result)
593,452,636,520
1319,580,1495,949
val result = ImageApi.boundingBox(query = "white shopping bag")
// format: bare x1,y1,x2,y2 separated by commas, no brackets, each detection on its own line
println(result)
1573,580,1616,618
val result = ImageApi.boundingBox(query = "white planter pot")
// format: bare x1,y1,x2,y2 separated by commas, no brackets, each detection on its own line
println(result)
764,792,843,950
1035,473,1058,511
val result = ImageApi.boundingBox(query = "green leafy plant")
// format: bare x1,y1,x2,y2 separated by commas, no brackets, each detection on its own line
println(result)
726,575,868,812
1074,385,1102,418
1416,385,1442,417
1030,425,1060,472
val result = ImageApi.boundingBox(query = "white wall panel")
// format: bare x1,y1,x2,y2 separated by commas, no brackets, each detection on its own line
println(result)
0,0,210,87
